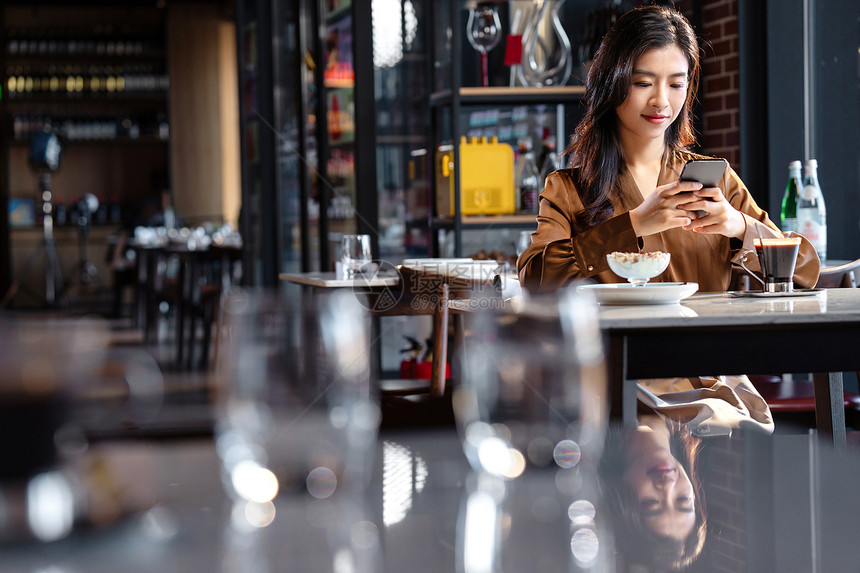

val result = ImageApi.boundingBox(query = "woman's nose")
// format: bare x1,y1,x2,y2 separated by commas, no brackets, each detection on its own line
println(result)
651,468,676,487
651,87,669,109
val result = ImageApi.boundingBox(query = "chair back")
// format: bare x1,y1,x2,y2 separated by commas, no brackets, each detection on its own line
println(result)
816,259,860,289
729,264,752,291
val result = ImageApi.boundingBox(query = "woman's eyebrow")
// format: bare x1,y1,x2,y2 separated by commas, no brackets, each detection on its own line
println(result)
631,69,688,78
641,506,695,518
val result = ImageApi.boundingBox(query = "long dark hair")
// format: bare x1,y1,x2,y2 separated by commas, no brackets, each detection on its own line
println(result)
599,421,707,571
567,5,701,228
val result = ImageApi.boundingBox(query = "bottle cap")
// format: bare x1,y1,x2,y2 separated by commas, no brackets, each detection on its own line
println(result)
788,160,801,170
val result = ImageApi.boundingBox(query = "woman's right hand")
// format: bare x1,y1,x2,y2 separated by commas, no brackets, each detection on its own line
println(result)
629,180,703,237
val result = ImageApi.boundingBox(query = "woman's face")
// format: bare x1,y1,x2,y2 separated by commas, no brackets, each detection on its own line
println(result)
623,426,696,540
615,44,690,146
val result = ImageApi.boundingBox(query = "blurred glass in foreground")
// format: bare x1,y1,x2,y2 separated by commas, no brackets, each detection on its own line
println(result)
453,286,609,571
213,288,381,571
0,316,110,543
454,287,606,477
214,288,380,502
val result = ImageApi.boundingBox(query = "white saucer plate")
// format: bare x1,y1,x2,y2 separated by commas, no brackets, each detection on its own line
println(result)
728,288,823,298
577,282,699,305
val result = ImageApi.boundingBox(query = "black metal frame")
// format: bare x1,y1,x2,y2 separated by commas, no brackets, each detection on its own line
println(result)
352,4,380,260
235,0,280,286
738,0,769,206
294,0,313,271
0,6,9,297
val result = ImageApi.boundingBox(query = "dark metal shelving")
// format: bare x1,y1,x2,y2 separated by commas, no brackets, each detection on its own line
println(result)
429,85,585,107
428,2,586,258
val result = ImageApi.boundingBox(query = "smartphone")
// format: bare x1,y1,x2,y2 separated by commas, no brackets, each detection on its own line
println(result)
678,158,728,216
679,158,728,187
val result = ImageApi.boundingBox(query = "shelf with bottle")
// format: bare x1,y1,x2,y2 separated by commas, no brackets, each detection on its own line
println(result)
9,112,169,144
5,34,165,61
9,136,168,147
433,214,538,229
10,191,124,230
376,134,427,146
429,85,585,107
4,64,169,101
323,9,355,89
325,86,355,145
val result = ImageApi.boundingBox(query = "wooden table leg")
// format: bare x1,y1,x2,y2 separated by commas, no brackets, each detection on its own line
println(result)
813,371,846,448
430,283,450,398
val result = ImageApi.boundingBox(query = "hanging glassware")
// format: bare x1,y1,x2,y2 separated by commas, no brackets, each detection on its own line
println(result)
518,0,573,87
466,4,502,87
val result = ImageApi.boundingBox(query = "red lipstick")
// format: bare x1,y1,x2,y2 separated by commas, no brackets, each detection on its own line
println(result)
642,114,669,124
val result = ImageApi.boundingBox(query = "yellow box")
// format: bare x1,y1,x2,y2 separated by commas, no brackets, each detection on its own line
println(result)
435,136,515,216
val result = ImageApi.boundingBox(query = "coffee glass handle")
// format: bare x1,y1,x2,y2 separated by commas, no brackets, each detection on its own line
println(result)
738,249,765,287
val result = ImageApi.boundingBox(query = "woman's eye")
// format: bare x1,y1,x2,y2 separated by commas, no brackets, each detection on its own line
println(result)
671,83,686,89
640,498,659,508
676,496,692,505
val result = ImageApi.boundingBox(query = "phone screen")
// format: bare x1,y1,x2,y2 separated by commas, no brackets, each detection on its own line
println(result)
679,159,728,216
679,158,728,187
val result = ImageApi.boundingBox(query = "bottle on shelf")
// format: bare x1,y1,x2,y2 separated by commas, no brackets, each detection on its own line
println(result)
537,133,560,188
797,158,827,263
780,160,802,233
515,136,540,213
54,200,67,227
536,129,553,172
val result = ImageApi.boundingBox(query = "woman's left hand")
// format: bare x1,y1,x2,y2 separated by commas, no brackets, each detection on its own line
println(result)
682,187,746,239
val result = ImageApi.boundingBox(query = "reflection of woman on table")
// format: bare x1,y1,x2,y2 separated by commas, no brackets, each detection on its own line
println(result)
599,417,706,571
516,5,820,435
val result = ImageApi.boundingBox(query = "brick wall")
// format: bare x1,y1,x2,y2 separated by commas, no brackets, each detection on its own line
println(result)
698,0,741,171
701,435,748,572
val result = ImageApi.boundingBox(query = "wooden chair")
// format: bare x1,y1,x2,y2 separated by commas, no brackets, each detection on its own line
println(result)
362,264,502,429
369,265,500,399
175,243,243,371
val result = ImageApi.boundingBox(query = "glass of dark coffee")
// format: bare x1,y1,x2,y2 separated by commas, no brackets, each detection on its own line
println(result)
739,234,802,293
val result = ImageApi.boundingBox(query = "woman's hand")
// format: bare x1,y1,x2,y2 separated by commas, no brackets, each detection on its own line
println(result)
682,186,746,239
629,180,702,237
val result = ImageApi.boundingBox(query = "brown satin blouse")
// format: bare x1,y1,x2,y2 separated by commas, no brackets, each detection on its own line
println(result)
518,151,821,294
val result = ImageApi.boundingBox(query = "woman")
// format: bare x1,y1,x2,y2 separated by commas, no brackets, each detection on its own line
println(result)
517,5,820,436
599,416,707,571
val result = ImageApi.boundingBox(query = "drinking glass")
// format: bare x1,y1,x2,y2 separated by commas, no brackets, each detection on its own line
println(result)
341,234,372,279
516,230,532,257
738,231,802,293
213,288,380,506
466,5,502,87
454,287,607,476
0,316,111,543
453,287,609,570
